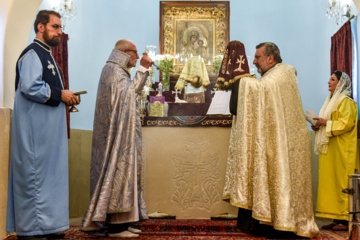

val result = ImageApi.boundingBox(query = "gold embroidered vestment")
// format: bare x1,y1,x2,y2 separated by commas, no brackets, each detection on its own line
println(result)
223,63,319,238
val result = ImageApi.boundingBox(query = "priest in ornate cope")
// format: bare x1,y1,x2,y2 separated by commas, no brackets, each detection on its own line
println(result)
220,41,320,238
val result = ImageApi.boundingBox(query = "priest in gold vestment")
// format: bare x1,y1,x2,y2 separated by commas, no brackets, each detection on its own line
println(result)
222,42,319,238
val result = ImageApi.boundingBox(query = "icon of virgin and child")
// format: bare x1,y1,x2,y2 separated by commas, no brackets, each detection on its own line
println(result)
177,24,212,63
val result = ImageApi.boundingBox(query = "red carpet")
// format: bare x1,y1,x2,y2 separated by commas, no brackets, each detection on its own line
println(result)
3,219,348,239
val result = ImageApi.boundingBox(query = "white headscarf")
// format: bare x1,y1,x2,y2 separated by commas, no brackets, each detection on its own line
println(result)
314,71,351,155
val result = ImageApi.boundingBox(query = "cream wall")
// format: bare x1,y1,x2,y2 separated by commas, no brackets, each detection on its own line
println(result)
0,0,12,107
355,0,360,11
1,0,41,108
0,108,11,238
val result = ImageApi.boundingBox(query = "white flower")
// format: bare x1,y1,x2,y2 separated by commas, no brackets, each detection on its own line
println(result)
154,54,164,61
154,54,174,61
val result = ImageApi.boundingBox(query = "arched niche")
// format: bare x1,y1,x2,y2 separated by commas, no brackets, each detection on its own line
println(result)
2,0,42,108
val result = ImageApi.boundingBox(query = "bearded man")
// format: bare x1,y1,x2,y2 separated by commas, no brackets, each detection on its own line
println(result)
6,10,79,240
222,42,319,238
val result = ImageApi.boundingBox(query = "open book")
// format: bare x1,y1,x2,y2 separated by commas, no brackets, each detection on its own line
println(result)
206,91,231,115
305,108,318,126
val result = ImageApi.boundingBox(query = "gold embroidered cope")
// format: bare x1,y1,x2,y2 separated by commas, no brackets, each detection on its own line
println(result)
222,63,320,238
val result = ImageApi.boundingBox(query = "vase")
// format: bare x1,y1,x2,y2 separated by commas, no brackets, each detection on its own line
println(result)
162,72,170,91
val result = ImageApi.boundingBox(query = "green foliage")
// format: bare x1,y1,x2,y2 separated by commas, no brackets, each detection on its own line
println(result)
212,55,223,75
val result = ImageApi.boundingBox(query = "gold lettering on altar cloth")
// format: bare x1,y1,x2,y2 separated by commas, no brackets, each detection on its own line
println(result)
201,119,232,126
145,120,181,126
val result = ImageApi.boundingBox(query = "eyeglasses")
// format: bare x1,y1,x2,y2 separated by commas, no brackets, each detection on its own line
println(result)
125,49,138,55
51,24,62,31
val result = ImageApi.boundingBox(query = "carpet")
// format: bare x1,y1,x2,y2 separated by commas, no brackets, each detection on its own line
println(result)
3,219,348,239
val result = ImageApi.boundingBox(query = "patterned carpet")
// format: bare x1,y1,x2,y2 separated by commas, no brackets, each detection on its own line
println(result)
3,219,348,239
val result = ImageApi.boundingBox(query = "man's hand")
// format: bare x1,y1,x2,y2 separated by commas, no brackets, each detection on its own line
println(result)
140,54,153,69
61,90,80,106
313,117,327,127
311,125,320,131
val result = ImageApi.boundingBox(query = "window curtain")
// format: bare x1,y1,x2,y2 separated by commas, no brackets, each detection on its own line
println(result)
52,33,70,138
331,20,352,97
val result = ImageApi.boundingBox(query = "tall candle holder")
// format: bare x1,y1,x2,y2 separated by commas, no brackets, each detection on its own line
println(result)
145,45,157,88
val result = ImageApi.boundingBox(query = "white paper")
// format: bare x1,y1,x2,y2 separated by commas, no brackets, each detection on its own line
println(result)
305,108,318,126
207,91,231,115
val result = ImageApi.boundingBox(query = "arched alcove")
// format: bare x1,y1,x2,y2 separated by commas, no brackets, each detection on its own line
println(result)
2,0,42,109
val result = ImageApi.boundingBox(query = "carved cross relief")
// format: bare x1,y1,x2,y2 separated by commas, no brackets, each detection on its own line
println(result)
171,138,221,210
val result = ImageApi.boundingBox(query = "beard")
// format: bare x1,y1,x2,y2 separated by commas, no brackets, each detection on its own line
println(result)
43,29,60,47
256,66,263,74
129,61,137,68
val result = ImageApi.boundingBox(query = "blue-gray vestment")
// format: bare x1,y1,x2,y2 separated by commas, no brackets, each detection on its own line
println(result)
80,49,149,231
